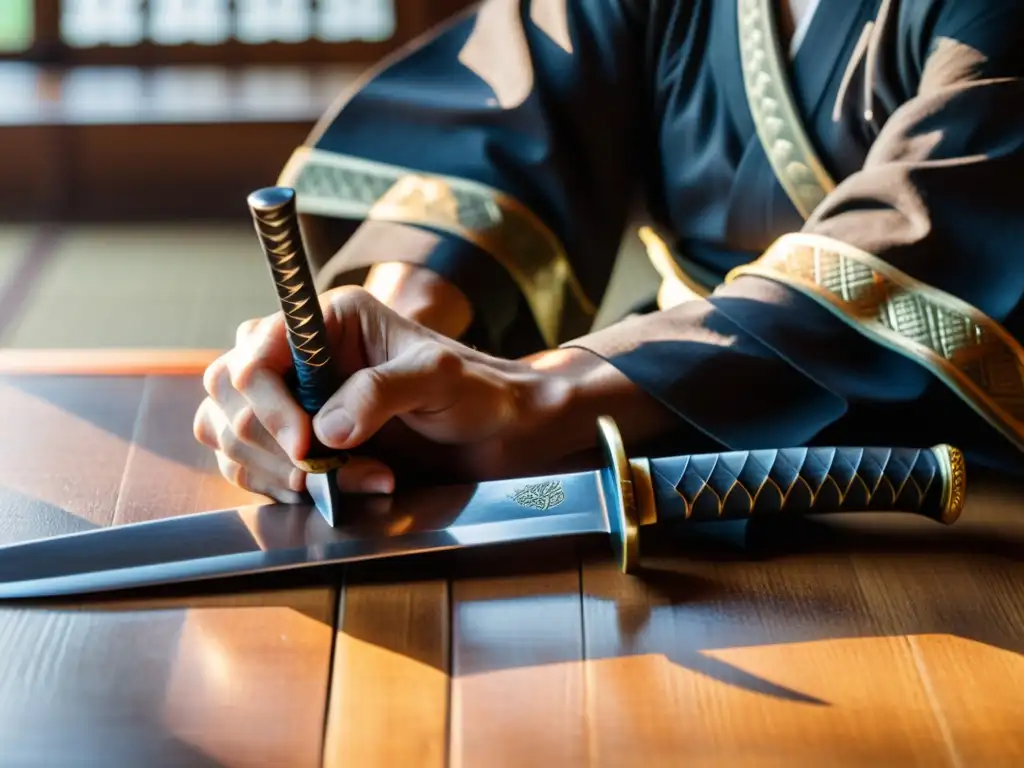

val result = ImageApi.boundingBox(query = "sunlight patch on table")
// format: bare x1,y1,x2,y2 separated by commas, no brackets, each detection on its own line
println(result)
909,634,1024,763
325,627,449,767
164,603,334,768
582,636,955,765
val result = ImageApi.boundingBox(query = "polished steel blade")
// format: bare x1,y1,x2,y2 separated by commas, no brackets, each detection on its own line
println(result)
0,470,608,600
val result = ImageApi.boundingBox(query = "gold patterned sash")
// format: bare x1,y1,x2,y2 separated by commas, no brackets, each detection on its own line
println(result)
728,233,1024,453
279,146,596,348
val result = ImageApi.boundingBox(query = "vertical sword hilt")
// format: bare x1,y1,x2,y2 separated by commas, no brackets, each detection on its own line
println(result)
247,186,348,474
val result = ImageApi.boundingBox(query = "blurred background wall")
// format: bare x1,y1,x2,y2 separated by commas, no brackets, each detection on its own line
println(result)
0,0,482,221
0,1,655,350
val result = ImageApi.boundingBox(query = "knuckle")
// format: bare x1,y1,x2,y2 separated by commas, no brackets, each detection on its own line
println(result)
228,357,259,393
232,464,251,491
203,355,231,400
420,342,462,377
344,285,372,305
355,366,388,401
333,285,379,318
235,317,261,344
193,400,216,447
288,468,307,493
219,428,245,461
216,452,249,490
231,405,260,444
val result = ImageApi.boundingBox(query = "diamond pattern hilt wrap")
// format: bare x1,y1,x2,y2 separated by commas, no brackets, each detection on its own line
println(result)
247,186,341,418
647,444,965,526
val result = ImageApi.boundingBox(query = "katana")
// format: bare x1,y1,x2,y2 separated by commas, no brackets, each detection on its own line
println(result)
0,416,965,600
0,185,967,600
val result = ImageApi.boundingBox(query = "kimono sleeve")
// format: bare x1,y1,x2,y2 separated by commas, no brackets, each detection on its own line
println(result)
278,0,649,352
566,1,1024,470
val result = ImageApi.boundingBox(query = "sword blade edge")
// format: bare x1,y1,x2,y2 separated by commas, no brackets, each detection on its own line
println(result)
0,508,611,600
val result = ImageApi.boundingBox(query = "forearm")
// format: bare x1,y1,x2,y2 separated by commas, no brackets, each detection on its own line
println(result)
501,346,683,474
363,261,473,340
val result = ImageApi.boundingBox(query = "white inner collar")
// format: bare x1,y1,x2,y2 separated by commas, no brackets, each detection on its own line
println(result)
788,0,823,57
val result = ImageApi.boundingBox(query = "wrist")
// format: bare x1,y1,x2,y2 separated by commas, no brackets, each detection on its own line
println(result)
364,262,473,339
502,346,675,473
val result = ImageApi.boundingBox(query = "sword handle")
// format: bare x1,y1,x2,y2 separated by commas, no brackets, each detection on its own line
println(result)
247,186,347,473
595,417,967,574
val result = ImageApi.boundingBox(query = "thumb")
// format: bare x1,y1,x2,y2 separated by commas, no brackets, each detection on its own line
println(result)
312,341,463,449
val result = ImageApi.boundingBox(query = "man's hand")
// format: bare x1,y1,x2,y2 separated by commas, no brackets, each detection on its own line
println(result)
194,287,672,502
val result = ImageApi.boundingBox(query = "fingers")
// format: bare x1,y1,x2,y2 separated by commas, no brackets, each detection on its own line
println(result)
228,363,311,460
208,317,313,462
196,396,305,498
312,341,463,449
195,392,396,497
201,358,280,455
213,451,306,505
198,295,424,496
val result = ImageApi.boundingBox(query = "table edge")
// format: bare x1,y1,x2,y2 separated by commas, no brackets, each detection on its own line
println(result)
0,348,223,375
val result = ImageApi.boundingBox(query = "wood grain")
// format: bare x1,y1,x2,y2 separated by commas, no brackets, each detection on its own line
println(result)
323,576,450,768
909,634,1024,766
112,375,265,525
835,479,1024,766
0,374,146,537
580,533,955,767
4,363,1024,765
0,371,337,767
449,567,588,768
0,588,335,768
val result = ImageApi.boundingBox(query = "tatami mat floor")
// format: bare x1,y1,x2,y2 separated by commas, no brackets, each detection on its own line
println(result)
0,228,35,289
0,222,657,350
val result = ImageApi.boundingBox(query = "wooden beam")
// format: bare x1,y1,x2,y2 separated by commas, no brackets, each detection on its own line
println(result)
0,348,224,375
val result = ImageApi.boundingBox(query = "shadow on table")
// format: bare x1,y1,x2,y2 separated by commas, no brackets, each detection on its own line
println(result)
2,374,212,471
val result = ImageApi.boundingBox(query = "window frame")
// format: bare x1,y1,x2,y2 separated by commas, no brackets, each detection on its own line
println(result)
0,1,468,66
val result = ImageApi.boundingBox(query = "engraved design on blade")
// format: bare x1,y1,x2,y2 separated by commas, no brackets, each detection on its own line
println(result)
509,480,566,511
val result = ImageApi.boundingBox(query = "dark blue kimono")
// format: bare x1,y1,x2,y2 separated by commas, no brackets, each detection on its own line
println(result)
280,0,1024,473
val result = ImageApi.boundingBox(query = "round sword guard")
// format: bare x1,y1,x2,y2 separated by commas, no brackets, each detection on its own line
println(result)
597,415,641,574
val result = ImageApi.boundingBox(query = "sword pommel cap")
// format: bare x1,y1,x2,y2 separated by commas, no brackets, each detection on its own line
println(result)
247,186,296,213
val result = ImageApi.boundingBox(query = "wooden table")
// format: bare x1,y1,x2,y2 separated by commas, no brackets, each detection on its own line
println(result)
2,349,1024,767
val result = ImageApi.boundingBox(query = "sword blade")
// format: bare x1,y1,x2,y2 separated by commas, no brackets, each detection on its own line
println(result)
0,470,608,600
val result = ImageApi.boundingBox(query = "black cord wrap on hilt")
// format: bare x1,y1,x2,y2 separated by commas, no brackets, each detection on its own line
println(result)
247,186,340,416
648,445,964,525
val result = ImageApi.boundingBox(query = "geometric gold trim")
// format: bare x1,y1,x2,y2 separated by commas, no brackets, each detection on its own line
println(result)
727,232,1024,453
278,146,597,348
737,0,836,219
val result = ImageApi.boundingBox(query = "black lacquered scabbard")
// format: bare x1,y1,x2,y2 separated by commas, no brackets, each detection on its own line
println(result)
247,186,346,472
